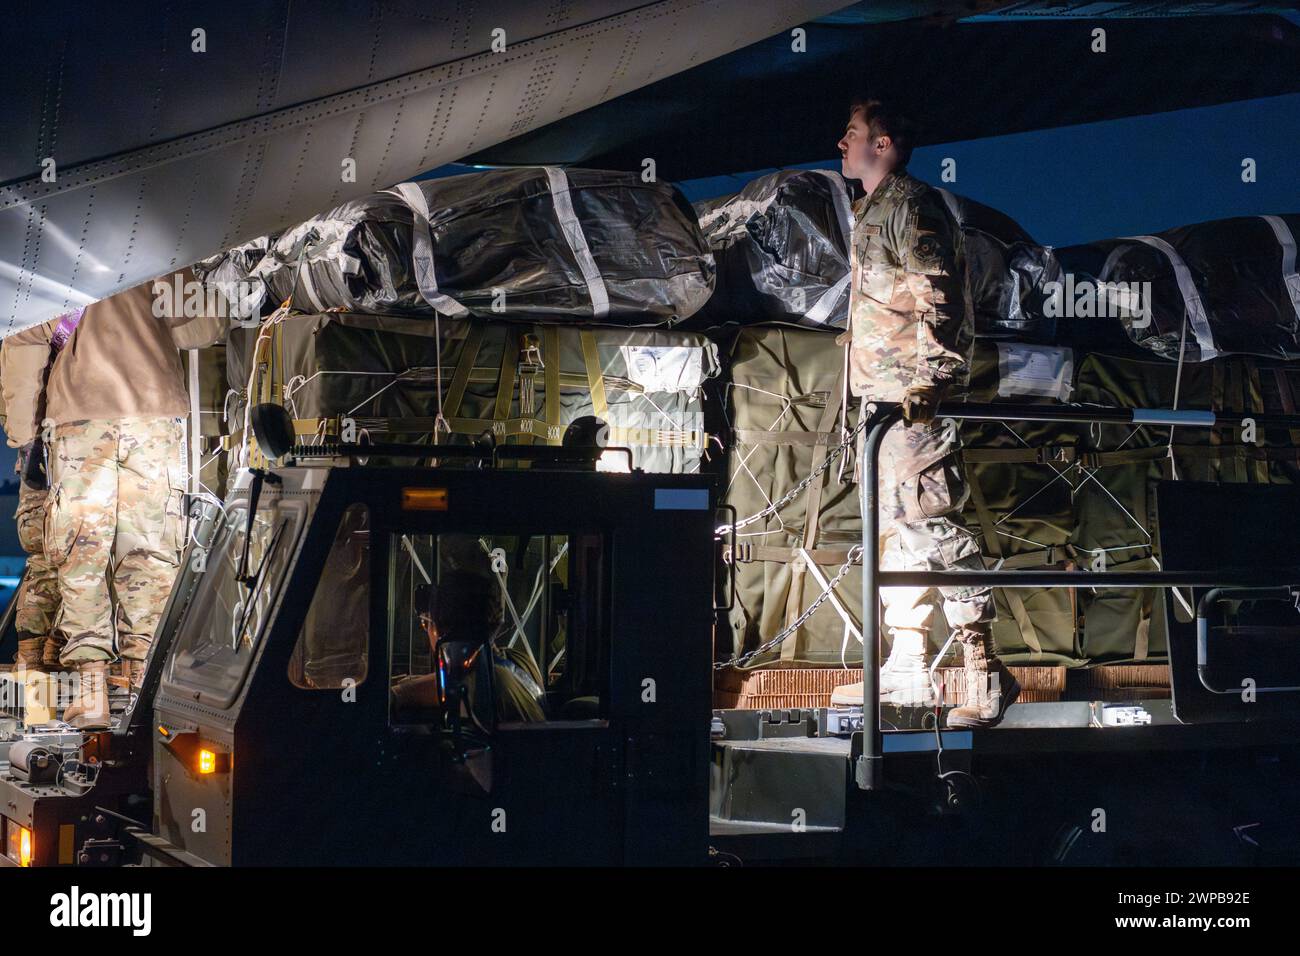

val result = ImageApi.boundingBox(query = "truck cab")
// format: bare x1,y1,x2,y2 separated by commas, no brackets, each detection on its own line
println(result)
149,461,717,865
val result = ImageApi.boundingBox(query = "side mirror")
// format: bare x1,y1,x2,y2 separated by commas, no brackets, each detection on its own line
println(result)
250,403,297,460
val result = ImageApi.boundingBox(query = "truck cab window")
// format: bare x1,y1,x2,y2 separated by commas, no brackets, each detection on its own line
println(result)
164,499,305,709
388,531,608,728
288,503,371,690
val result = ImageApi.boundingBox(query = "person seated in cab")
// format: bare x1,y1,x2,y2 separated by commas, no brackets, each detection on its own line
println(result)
392,569,547,725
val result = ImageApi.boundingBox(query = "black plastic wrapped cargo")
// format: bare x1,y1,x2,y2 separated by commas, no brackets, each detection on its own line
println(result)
1053,214,1300,363
689,169,1060,340
935,188,1061,342
199,168,715,327
692,169,856,331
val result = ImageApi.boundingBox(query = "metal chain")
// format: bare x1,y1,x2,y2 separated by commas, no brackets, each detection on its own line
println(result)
719,417,868,533
715,544,864,670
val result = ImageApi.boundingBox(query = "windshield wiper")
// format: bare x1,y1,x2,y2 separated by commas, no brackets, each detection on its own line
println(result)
233,517,288,650
237,469,282,587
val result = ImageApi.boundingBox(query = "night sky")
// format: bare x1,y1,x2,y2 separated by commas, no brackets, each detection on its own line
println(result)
673,92,1300,247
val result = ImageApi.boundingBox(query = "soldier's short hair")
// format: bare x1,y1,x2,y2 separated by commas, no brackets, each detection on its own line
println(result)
849,97,916,167
428,569,503,641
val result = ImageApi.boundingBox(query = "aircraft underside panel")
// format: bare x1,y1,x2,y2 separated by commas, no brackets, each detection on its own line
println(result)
0,0,849,334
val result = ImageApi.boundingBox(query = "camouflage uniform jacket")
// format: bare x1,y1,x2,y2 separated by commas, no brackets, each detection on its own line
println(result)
847,168,973,402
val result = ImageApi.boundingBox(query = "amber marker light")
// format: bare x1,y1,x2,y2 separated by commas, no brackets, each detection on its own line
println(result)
402,487,449,511
6,822,33,867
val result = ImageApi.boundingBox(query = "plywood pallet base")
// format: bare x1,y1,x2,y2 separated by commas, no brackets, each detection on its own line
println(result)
715,663,1172,709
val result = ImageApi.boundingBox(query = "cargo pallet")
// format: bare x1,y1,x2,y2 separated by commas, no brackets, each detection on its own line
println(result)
708,401,1300,863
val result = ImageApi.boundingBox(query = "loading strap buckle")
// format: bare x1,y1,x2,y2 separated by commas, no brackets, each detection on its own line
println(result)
723,541,755,565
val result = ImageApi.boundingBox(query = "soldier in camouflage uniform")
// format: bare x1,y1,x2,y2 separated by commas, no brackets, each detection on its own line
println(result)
41,272,222,729
1,318,63,671
47,418,187,665
13,462,61,662
829,98,1017,728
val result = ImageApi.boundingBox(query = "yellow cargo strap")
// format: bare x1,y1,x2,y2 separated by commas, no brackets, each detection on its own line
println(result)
727,544,856,566
782,365,846,661
1244,361,1271,484
996,546,1074,570
1218,360,1242,483
443,323,486,421
579,330,608,420
264,415,702,450
1270,367,1300,462
493,329,520,426
967,443,1299,470
967,467,1044,658
451,416,566,444
605,425,702,448
962,446,1079,465
1098,558,1159,662
543,326,561,445
732,427,841,446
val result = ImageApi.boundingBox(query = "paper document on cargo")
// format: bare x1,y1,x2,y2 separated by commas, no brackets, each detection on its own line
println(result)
997,343,1073,400
620,345,707,392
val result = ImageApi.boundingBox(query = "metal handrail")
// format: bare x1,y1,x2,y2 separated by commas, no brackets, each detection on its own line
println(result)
1196,588,1300,695
856,401,1300,792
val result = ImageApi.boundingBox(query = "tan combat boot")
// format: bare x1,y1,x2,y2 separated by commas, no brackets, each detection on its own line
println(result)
109,660,129,689
830,629,938,707
127,660,146,691
42,638,63,670
945,628,1019,729
14,636,48,673
109,660,146,692
63,661,111,731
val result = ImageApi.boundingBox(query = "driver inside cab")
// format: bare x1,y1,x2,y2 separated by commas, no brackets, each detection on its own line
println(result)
392,569,547,724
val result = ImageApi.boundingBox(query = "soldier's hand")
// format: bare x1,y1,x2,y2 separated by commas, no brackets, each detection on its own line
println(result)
834,329,851,348
901,388,939,425
20,439,47,491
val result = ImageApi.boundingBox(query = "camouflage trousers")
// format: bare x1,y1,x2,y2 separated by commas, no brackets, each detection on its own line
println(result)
47,418,187,664
13,472,60,639
872,417,995,639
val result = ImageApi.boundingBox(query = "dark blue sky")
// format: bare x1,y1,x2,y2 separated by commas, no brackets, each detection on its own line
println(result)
672,92,1300,247
433,92,1298,247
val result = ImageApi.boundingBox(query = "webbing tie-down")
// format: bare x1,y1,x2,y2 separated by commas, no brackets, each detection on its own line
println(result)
579,330,609,420
1260,215,1300,325
388,182,471,318
1103,235,1218,360
801,169,856,328
543,167,611,320
782,364,847,661
967,468,1044,658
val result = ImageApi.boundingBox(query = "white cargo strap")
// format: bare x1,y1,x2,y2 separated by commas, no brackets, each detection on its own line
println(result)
1105,235,1218,360
797,547,863,645
293,262,327,312
542,166,610,320
802,170,857,328
936,187,963,225
1260,215,1300,324
388,182,471,318
804,274,850,328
